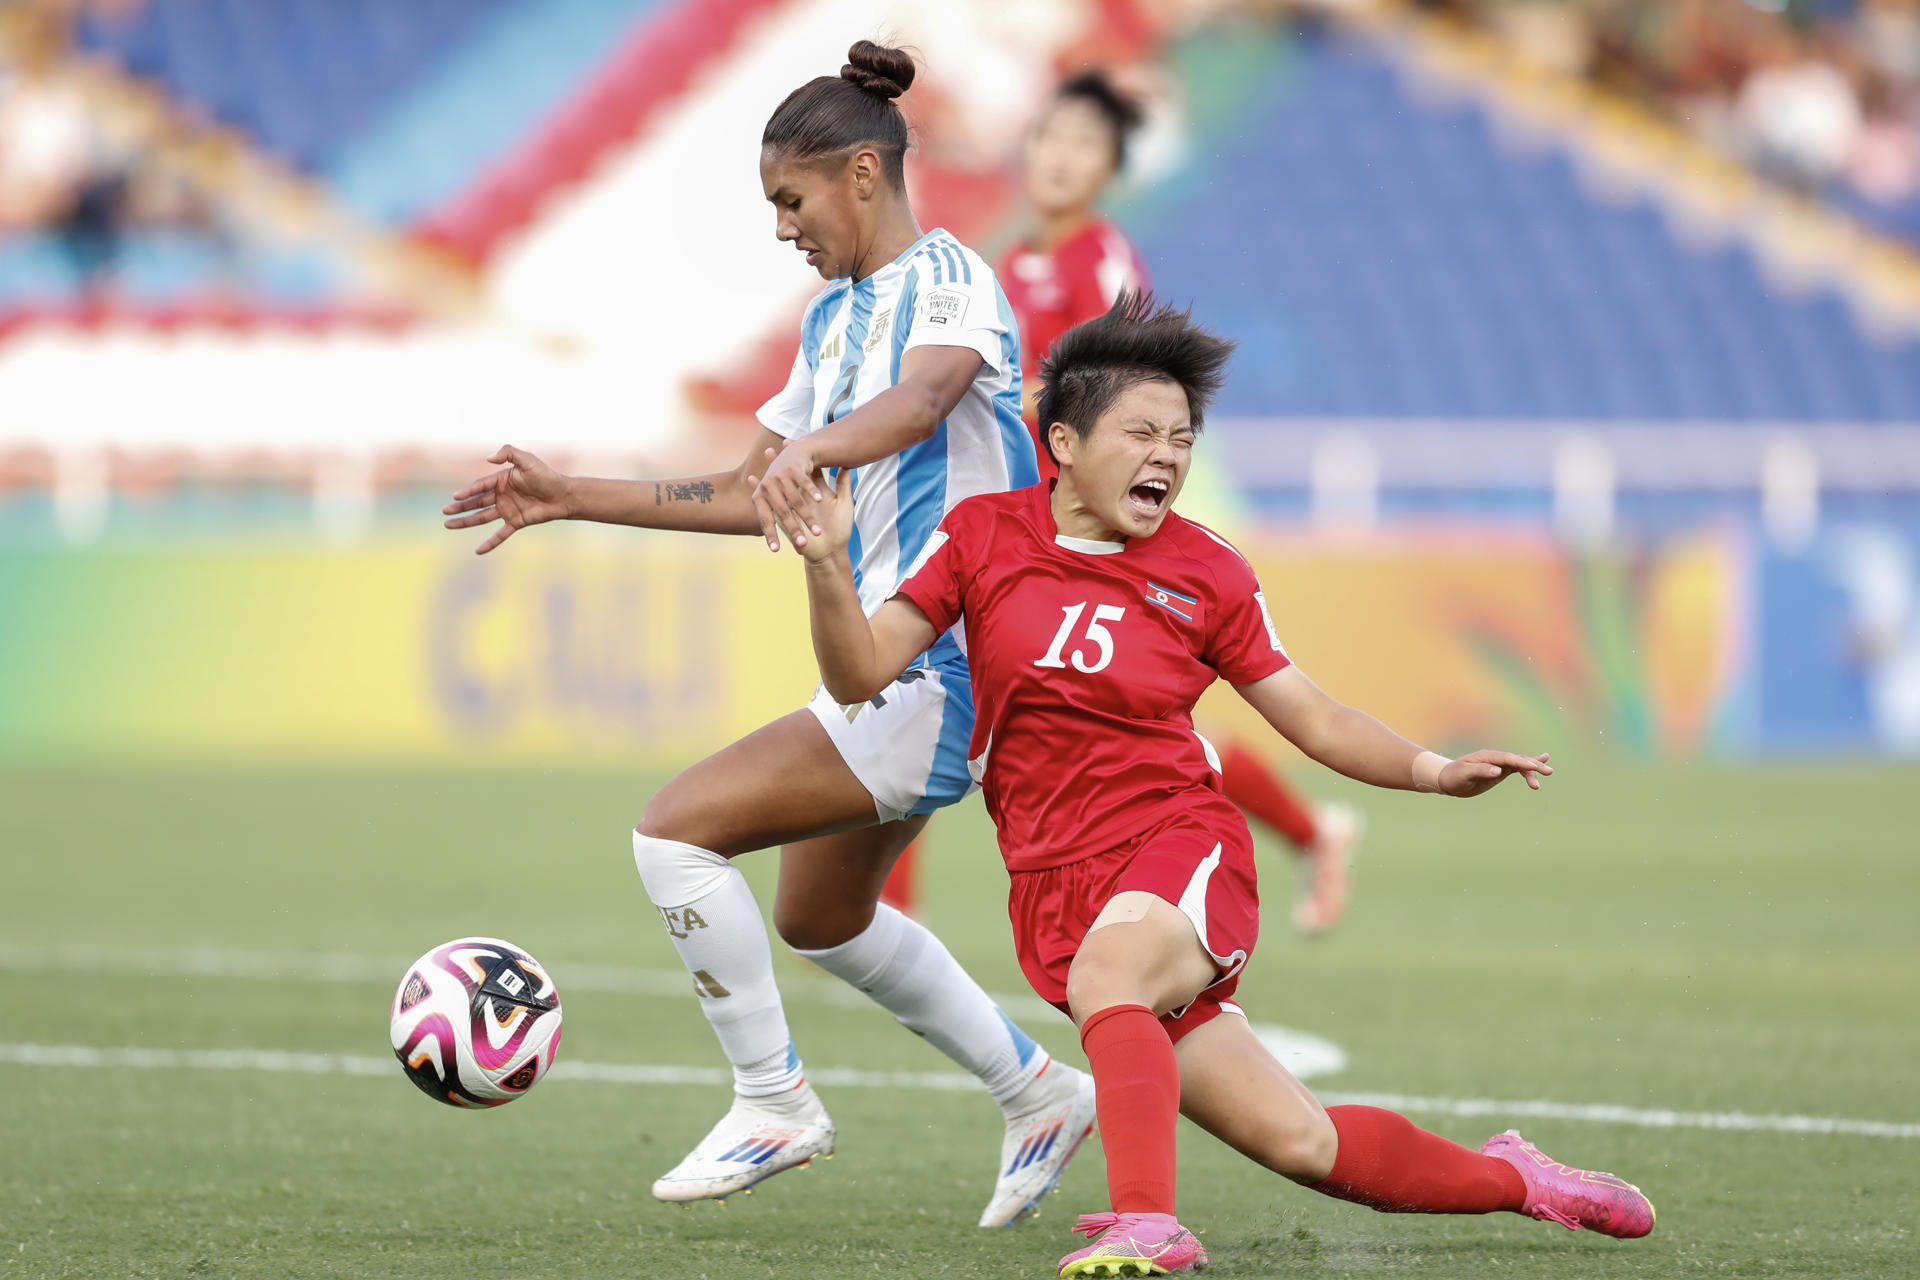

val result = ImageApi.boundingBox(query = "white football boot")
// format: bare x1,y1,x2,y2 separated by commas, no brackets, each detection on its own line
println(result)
978,1064,1098,1227
651,1086,835,1204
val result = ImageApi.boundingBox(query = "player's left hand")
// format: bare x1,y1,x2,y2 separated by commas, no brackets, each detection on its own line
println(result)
1439,750,1552,797
792,466,855,564
749,443,825,553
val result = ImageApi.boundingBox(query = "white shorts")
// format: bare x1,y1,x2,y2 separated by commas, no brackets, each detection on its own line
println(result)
806,658,980,823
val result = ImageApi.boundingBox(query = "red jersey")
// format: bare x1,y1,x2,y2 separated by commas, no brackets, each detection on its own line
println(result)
997,219,1150,474
895,484,1291,871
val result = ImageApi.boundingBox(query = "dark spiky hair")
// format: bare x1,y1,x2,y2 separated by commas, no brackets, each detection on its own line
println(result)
1035,291,1235,465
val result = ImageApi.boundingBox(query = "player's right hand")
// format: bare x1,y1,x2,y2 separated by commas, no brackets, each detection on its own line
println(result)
748,443,825,553
442,445,572,555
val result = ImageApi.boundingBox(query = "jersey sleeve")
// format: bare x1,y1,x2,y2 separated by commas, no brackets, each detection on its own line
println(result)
892,506,976,634
901,256,1011,375
1201,541,1292,685
755,344,814,440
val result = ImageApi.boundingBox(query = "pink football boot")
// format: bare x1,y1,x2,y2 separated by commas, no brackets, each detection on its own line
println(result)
1057,1212,1208,1276
1481,1130,1655,1238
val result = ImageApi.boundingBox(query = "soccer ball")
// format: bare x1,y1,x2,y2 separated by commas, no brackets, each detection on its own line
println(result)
389,937,563,1108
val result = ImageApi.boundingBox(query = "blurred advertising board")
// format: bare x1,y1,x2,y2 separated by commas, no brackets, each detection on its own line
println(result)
4,523,1916,764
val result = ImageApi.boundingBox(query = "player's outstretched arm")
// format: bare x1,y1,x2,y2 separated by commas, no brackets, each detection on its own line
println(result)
752,346,983,553
780,464,936,702
1236,666,1553,797
442,434,778,554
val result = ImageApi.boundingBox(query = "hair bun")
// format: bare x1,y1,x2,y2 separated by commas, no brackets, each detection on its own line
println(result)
842,39,914,100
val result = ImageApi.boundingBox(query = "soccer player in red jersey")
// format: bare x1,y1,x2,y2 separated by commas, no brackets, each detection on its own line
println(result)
781,294,1655,1275
1000,70,1362,936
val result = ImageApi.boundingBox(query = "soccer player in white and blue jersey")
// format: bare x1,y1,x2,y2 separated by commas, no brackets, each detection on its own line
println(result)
442,40,1095,1226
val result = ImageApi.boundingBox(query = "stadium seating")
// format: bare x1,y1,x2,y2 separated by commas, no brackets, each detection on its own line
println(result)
73,0,515,178
1130,32,1920,422
0,0,700,311
322,0,675,228
0,230,341,307
71,0,669,227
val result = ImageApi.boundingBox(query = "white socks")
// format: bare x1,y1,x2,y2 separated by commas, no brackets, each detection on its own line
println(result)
631,831,804,1098
632,835,1054,1112
796,903,1050,1108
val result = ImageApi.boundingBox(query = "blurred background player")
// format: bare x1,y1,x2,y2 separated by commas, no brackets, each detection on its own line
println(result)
444,40,1094,1226
999,71,1153,434
999,67,1364,937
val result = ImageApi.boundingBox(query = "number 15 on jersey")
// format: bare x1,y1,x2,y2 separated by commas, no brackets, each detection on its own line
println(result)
1035,602,1126,674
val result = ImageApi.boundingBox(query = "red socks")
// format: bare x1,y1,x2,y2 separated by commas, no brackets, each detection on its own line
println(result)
1309,1105,1526,1215
1079,1004,1181,1215
1075,1025,1525,1221
1221,741,1320,850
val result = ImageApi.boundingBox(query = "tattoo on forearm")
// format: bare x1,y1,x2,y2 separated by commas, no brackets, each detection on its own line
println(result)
664,481,716,504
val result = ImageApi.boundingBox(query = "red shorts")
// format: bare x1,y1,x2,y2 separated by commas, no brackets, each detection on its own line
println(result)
1007,815,1259,1044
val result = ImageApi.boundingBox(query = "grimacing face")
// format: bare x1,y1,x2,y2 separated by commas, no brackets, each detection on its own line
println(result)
1050,378,1194,540
761,146,867,280
1023,97,1119,217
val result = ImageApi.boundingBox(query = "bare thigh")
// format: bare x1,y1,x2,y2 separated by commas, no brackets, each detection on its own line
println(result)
637,708,937,950
1065,891,1221,1024
636,710,882,857
1174,1012,1338,1183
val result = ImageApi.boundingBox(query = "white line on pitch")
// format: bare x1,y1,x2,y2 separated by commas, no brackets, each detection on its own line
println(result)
1312,1091,1920,1140
3,1043,1915,1140
0,942,922,1007
0,1043,965,1092
0,944,715,1001
0,943,1350,1078
0,943,1347,1079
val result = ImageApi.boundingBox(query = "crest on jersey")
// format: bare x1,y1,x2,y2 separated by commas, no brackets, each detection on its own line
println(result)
920,287,967,328
865,308,893,351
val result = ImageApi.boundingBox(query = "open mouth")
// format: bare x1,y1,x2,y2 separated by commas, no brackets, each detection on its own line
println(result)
803,249,823,267
1128,478,1169,515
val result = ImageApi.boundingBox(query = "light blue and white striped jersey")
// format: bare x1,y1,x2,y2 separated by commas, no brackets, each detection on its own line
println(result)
758,228,1039,665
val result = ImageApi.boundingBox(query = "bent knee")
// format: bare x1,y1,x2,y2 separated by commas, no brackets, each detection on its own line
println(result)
773,899,873,953
1065,954,1150,1024
1273,1111,1339,1183
637,782,730,853
630,822,737,911
635,786,686,844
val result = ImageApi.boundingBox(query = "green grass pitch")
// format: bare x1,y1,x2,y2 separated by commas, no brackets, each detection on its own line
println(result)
2,755,1916,1278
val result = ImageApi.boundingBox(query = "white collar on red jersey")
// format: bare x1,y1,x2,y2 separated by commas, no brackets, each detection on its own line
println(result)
1054,534,1125,555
